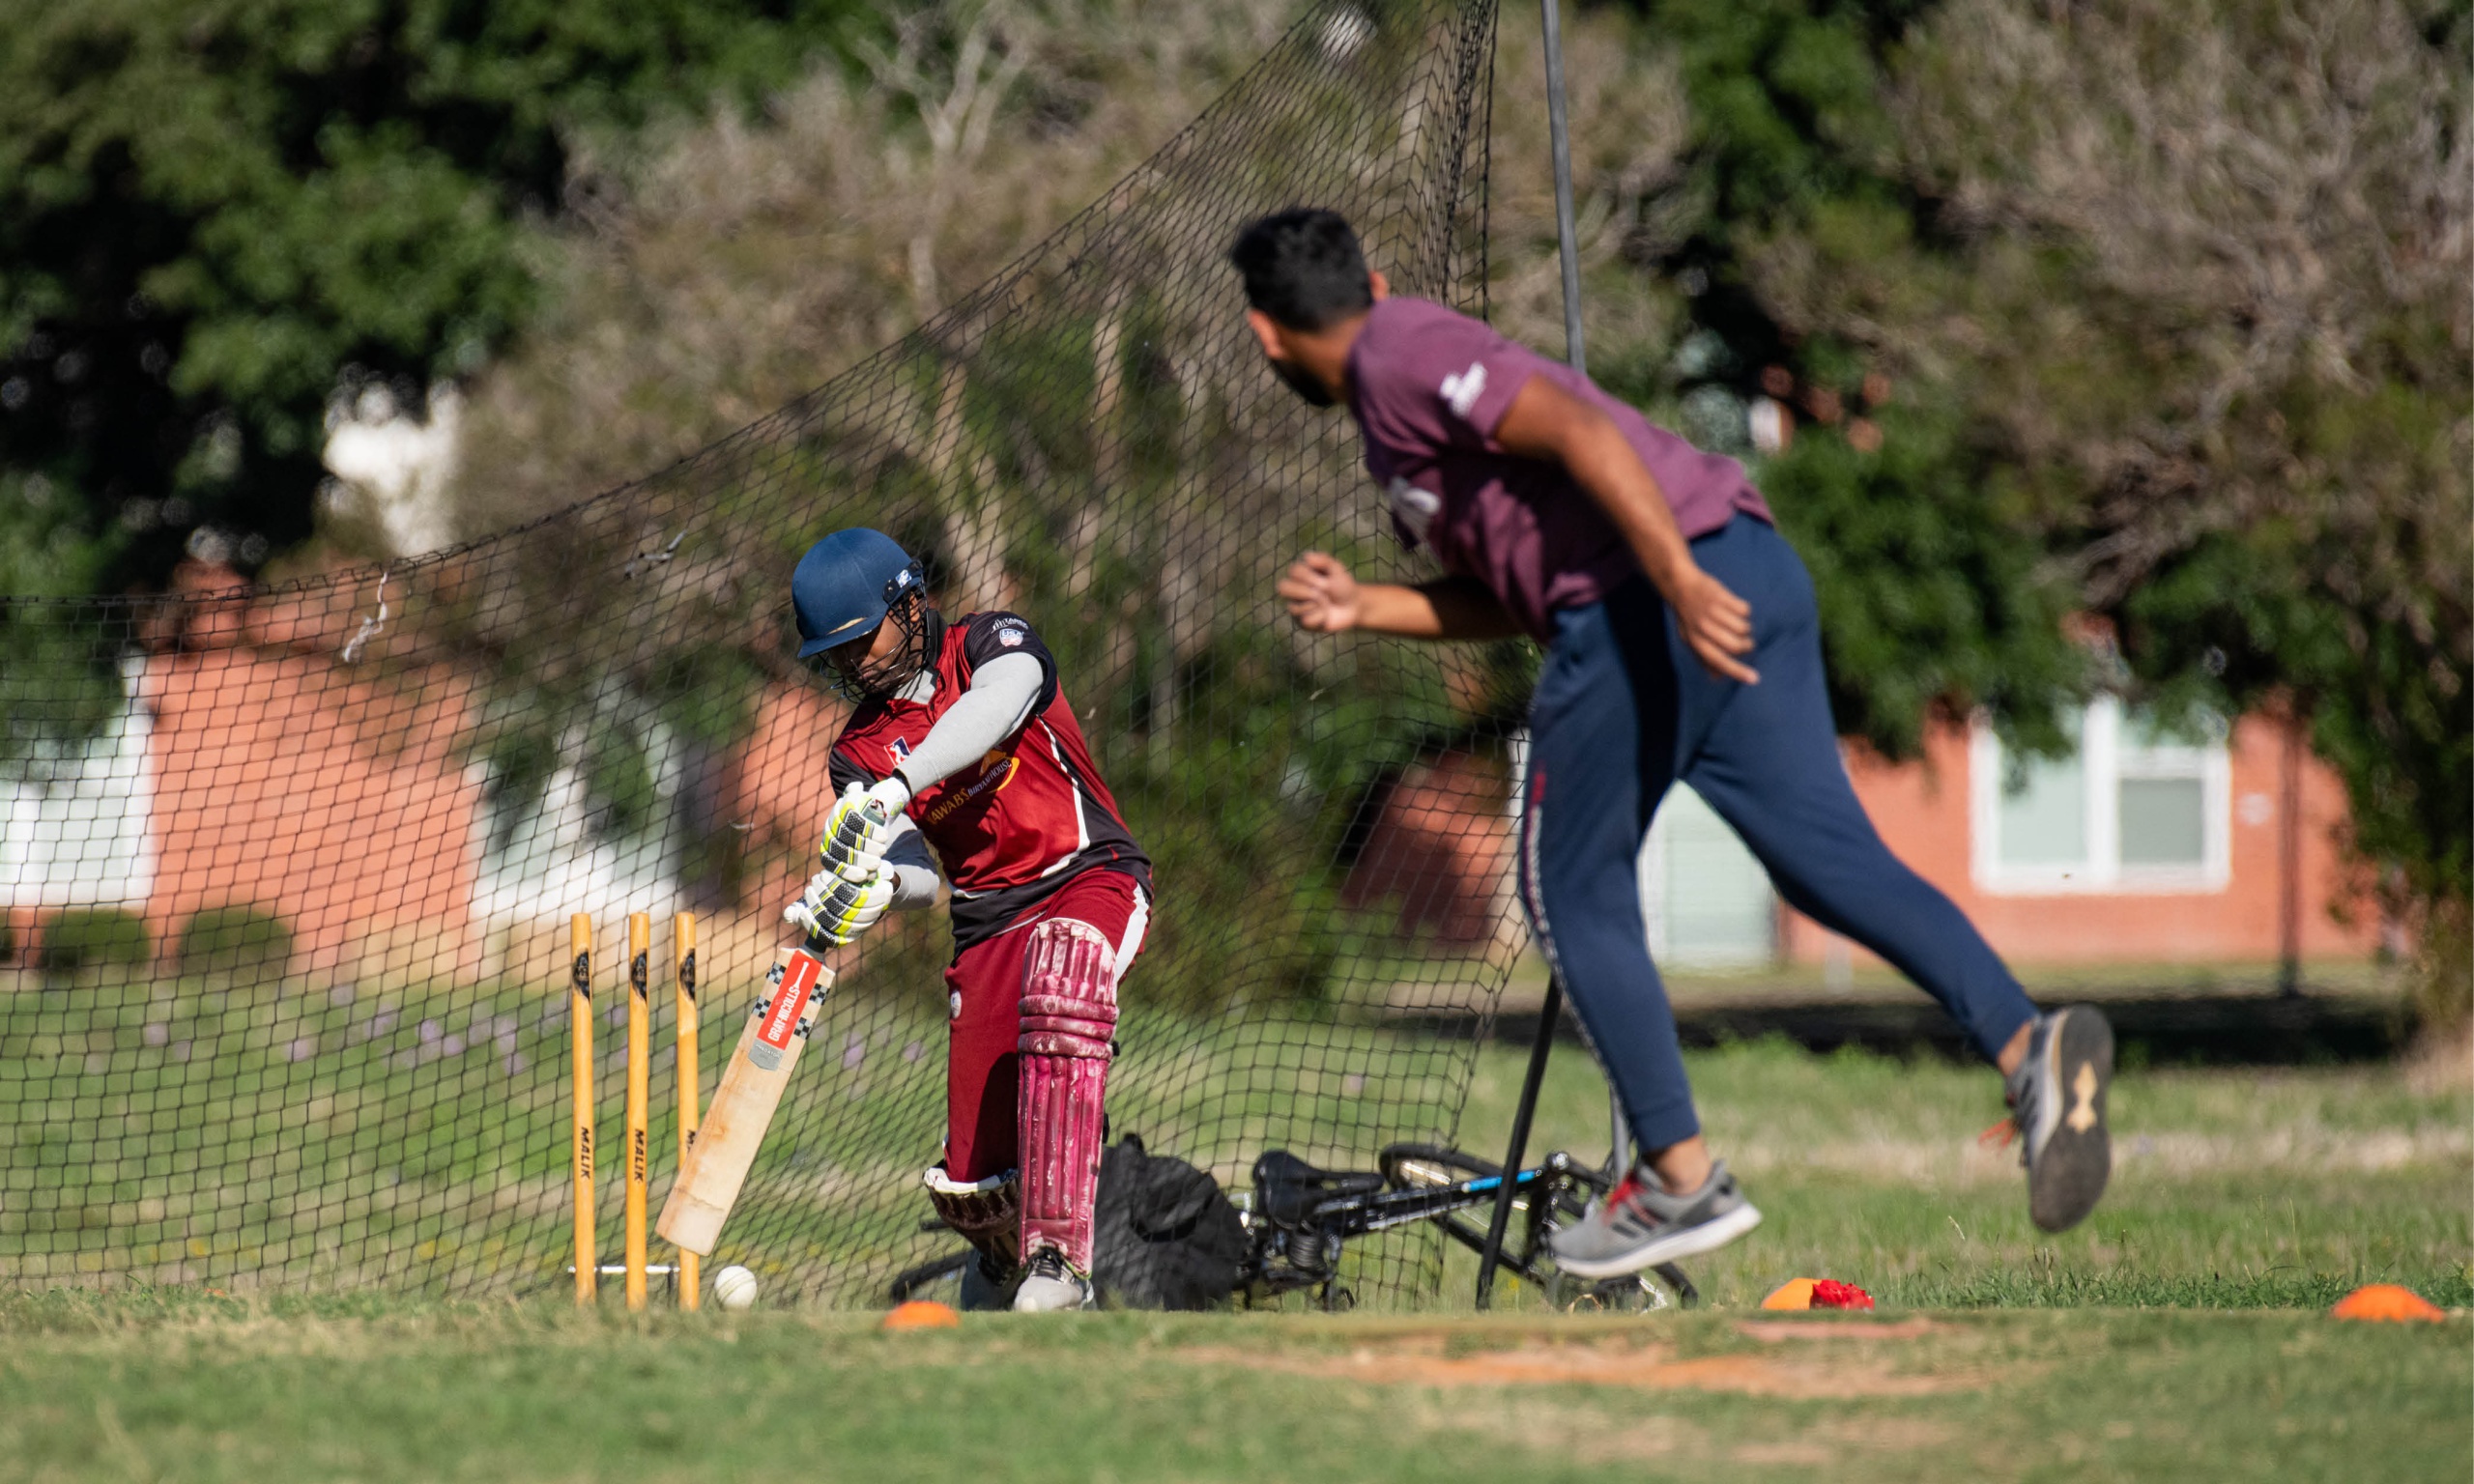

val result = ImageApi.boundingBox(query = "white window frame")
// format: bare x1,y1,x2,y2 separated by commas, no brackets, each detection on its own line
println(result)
1970,696,2230,895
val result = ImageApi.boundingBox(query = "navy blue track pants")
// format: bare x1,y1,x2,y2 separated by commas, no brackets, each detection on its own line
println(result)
1514,514,2038,1152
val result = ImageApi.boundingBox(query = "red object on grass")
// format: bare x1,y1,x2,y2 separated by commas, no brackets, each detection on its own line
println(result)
1809,1279,1875,1310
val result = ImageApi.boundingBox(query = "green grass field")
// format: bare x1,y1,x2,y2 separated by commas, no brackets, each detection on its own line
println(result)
5,1036,2466,1481
1450,1034,2469,1312
3,1298,2465,1483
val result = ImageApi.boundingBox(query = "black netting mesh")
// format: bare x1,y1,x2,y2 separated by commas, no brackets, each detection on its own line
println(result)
1,0,1525,1307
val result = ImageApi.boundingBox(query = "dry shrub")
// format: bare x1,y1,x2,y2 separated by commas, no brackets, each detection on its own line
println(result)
449,0,1295,534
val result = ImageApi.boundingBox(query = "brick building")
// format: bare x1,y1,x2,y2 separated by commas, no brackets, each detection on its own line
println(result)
0,563,2379,980
1343,701,2380,971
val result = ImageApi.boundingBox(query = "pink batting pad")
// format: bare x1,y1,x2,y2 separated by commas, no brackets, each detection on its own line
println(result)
1016,918,1118,1271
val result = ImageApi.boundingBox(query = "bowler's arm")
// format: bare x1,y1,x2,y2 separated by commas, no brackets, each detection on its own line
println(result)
1279,553,1521,642
1490,377,1757,683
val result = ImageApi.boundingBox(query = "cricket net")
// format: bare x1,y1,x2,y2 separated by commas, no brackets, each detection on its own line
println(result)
0,0,1525,1307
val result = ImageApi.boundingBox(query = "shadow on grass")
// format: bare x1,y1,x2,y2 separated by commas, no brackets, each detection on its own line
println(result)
1430,991,2414,1068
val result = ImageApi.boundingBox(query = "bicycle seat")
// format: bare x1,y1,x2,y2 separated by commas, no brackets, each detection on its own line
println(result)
1251,1150,1386,1229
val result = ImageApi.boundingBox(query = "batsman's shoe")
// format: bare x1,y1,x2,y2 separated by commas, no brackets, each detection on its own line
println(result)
1011,1247,1094,1312
2000,1005,2114,1233
1549,1160,1762,1280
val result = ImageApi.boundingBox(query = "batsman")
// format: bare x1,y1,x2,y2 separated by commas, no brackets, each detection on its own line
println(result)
784,528,1152,1311
1230,210,2114,1280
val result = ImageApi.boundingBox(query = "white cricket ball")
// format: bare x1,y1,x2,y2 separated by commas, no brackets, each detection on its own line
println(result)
712,1265,760,1311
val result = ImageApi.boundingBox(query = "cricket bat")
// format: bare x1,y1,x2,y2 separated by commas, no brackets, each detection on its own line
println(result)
655,940,835,1256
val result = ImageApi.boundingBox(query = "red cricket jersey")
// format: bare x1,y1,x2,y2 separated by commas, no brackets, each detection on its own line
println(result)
829,612,1151,951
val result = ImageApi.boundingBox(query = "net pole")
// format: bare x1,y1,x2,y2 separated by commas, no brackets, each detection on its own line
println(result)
626,912,652,1310
1475,0,1591,1313
1475,978,1563,1308
1539,0,1586,372
676,912,701,1309
1543,0,1633,1199
570,915,596,1305
1605,1084,1627,1184
1544,0,1632,1197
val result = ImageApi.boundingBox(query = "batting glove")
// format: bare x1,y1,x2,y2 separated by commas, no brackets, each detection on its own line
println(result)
785,866,896,946
819,778,909,884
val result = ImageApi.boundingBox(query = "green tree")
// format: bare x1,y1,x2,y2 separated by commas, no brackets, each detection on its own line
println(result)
1881,0,2471,1008
1573,0,2091,759
0,0,868,604
1593,0,2466,1002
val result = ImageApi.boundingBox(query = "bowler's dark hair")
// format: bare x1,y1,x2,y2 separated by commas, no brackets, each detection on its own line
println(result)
1228,209,1373,330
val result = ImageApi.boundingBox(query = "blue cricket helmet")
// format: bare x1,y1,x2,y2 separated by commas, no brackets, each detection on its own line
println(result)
792,528,925,659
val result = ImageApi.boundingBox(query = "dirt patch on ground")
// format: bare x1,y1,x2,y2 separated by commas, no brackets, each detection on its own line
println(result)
1736,1317,1944,1342
1167,1333,1978,1398
1383,1388,1963,1470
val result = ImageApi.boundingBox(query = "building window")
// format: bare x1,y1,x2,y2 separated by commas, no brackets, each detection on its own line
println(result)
1971,698,2229,894
1639,783,1777,967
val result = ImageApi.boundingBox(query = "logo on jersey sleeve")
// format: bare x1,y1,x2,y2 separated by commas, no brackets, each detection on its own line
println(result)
1387,476,1441,547
1440,361,1488,419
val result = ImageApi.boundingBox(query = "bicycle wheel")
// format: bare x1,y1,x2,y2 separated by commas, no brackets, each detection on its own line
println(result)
1547,1270,1674,1314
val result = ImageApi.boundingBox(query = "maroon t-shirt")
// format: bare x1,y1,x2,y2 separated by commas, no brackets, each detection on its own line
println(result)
1344,297,1772,642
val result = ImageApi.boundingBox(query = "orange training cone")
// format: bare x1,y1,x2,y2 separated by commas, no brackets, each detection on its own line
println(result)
1762,1278,1819,1310
881,1299,963,1330
2330,1284,2445,1323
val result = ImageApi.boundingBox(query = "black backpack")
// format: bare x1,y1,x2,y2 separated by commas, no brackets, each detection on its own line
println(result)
1091,1134,1247,1310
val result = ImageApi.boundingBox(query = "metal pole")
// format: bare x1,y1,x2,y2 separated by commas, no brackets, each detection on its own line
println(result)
2278,709,2305,996
1474,0,1593,1305
1472,0,1593,1314
1605,1085,1628,1184
1540,0,1587,372
1476,978,1563,1308
1550,0,1631,1188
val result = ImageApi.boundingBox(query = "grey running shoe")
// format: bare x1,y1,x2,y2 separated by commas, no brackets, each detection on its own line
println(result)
1010,1247,1093,1312
1549,1160,1763,1280
2001,1005,2114,1233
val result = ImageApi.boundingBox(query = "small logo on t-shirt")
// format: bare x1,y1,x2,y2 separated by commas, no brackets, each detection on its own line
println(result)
891,737,911,760
997,627,1023,647
1387,476,1441,547
1440,361,1487,419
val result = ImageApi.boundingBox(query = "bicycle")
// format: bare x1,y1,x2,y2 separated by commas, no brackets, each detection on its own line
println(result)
890,976,1688,1314
885,1140,1698,1313
1236,1142,1697,1313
